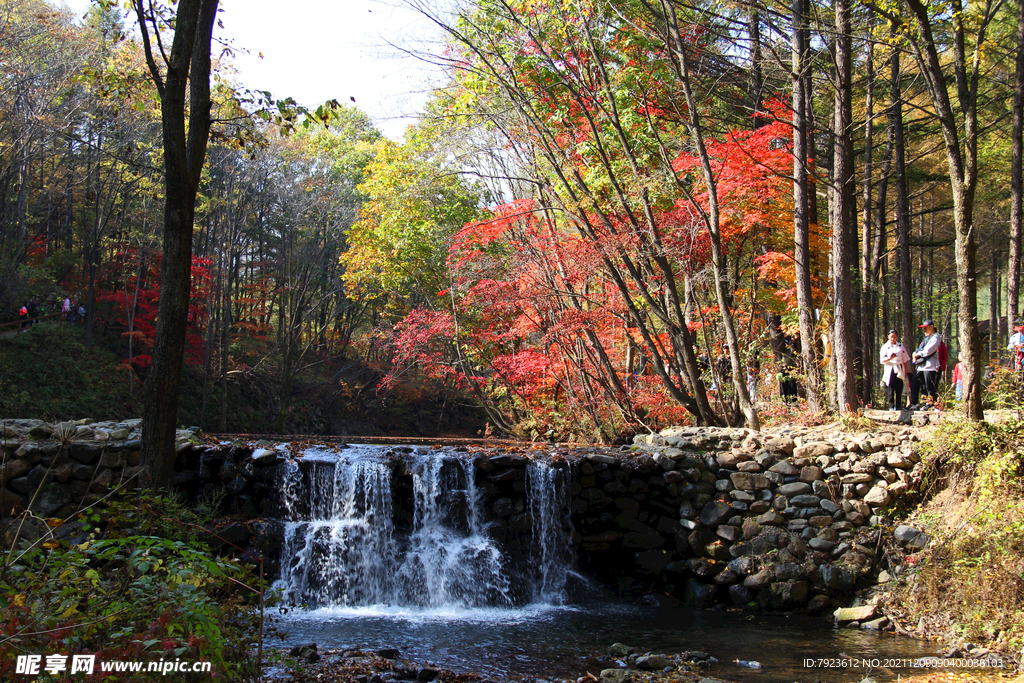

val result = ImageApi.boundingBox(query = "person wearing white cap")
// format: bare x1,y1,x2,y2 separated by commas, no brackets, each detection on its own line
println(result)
880,329,911,410
909,319,941,409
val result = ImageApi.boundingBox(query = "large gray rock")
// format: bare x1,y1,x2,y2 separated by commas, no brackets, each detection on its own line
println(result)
0,458,31,485
769,461,800,476
778,482,812,496
683,580,716,608
730,472,770,490
770,579,808,605
700,501,733,527
600,670,632,683
863,486,891,507
834,604,878,622
765,437,796,454
799,465,824,483
894,525,928,549
794,442,834,459
636,655,674,670
809,537,836,552
28,485,70,517
743,568,773,589
755,510,785,526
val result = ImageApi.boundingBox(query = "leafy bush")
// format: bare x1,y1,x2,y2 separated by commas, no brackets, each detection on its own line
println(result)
0,491,265,681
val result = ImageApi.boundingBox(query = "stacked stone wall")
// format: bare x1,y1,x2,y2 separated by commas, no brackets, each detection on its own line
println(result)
1,418,928,613
572,424,926,610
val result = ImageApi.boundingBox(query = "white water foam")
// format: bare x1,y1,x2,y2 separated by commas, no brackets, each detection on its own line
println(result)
273,446,578,612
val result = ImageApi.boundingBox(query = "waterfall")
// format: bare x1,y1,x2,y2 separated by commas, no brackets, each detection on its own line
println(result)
274,445,577,610
527,460,578,604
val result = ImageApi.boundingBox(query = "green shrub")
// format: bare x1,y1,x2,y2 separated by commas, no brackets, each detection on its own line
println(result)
0,491,265,681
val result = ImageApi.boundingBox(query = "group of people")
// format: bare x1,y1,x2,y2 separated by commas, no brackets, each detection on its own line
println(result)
17,296,85,330
879,319,948,411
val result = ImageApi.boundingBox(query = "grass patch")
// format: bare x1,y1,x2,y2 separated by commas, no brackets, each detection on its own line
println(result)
0,323,139,421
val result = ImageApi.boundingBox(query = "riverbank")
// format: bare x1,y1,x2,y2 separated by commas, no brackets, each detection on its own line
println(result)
272,642,1023,683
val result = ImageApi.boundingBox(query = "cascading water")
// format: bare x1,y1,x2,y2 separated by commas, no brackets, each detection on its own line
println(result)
274,445,577,610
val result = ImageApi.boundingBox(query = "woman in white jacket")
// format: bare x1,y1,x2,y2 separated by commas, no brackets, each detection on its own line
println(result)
880,329,911,411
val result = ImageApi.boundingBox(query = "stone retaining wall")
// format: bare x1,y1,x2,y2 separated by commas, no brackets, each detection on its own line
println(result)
572,424,926,611
1,418,928,614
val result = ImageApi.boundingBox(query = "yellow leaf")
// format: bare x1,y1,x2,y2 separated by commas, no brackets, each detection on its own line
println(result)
43,541,59,549
46,518,63,528
13,594,25,607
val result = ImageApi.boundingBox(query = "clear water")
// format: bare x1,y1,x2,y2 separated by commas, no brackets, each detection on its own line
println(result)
271,602,942,682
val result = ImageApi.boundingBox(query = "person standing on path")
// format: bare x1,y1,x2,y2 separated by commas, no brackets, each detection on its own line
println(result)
910,319,942,409
880,329,911,410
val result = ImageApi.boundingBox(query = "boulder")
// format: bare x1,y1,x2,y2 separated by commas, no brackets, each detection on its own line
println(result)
765,437,796,455
730,472,770,490
741,518,761,540
862,616,889,631
770,579,808,605
636,655,674,670
0,458,31,485
251,448,281,465
768,461,800,476
755,510,785,526
800,466,824,482
778,482,812,496
743,568,773,589
809,537,835,552
683,581,716,608
894,525,928,550
699,501,733,527
834,604,878,623
729,584,753,605
600,670,633,683
863,486,891,507
606,644,636,657
793,442,834,459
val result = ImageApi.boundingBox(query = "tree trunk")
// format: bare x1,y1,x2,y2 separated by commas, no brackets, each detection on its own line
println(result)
890,39,914,347
861,28,877,401
898,0,985,419
792,0,823,412
831,0,858,412
1009,0,1024,341
660,0,758,429
139,0,220,488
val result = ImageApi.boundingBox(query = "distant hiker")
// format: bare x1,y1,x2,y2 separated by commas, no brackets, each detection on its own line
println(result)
62,297,71,321
952,359,964,401
880,329,911,411
77,304,86,323
746,360,760,402
1009,320,1024,371
19,304,29,330
910,319,942,410
777,335,799,404
27,298,39,325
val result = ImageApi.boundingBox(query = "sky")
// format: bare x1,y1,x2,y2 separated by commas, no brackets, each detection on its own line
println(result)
62,0,445,140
